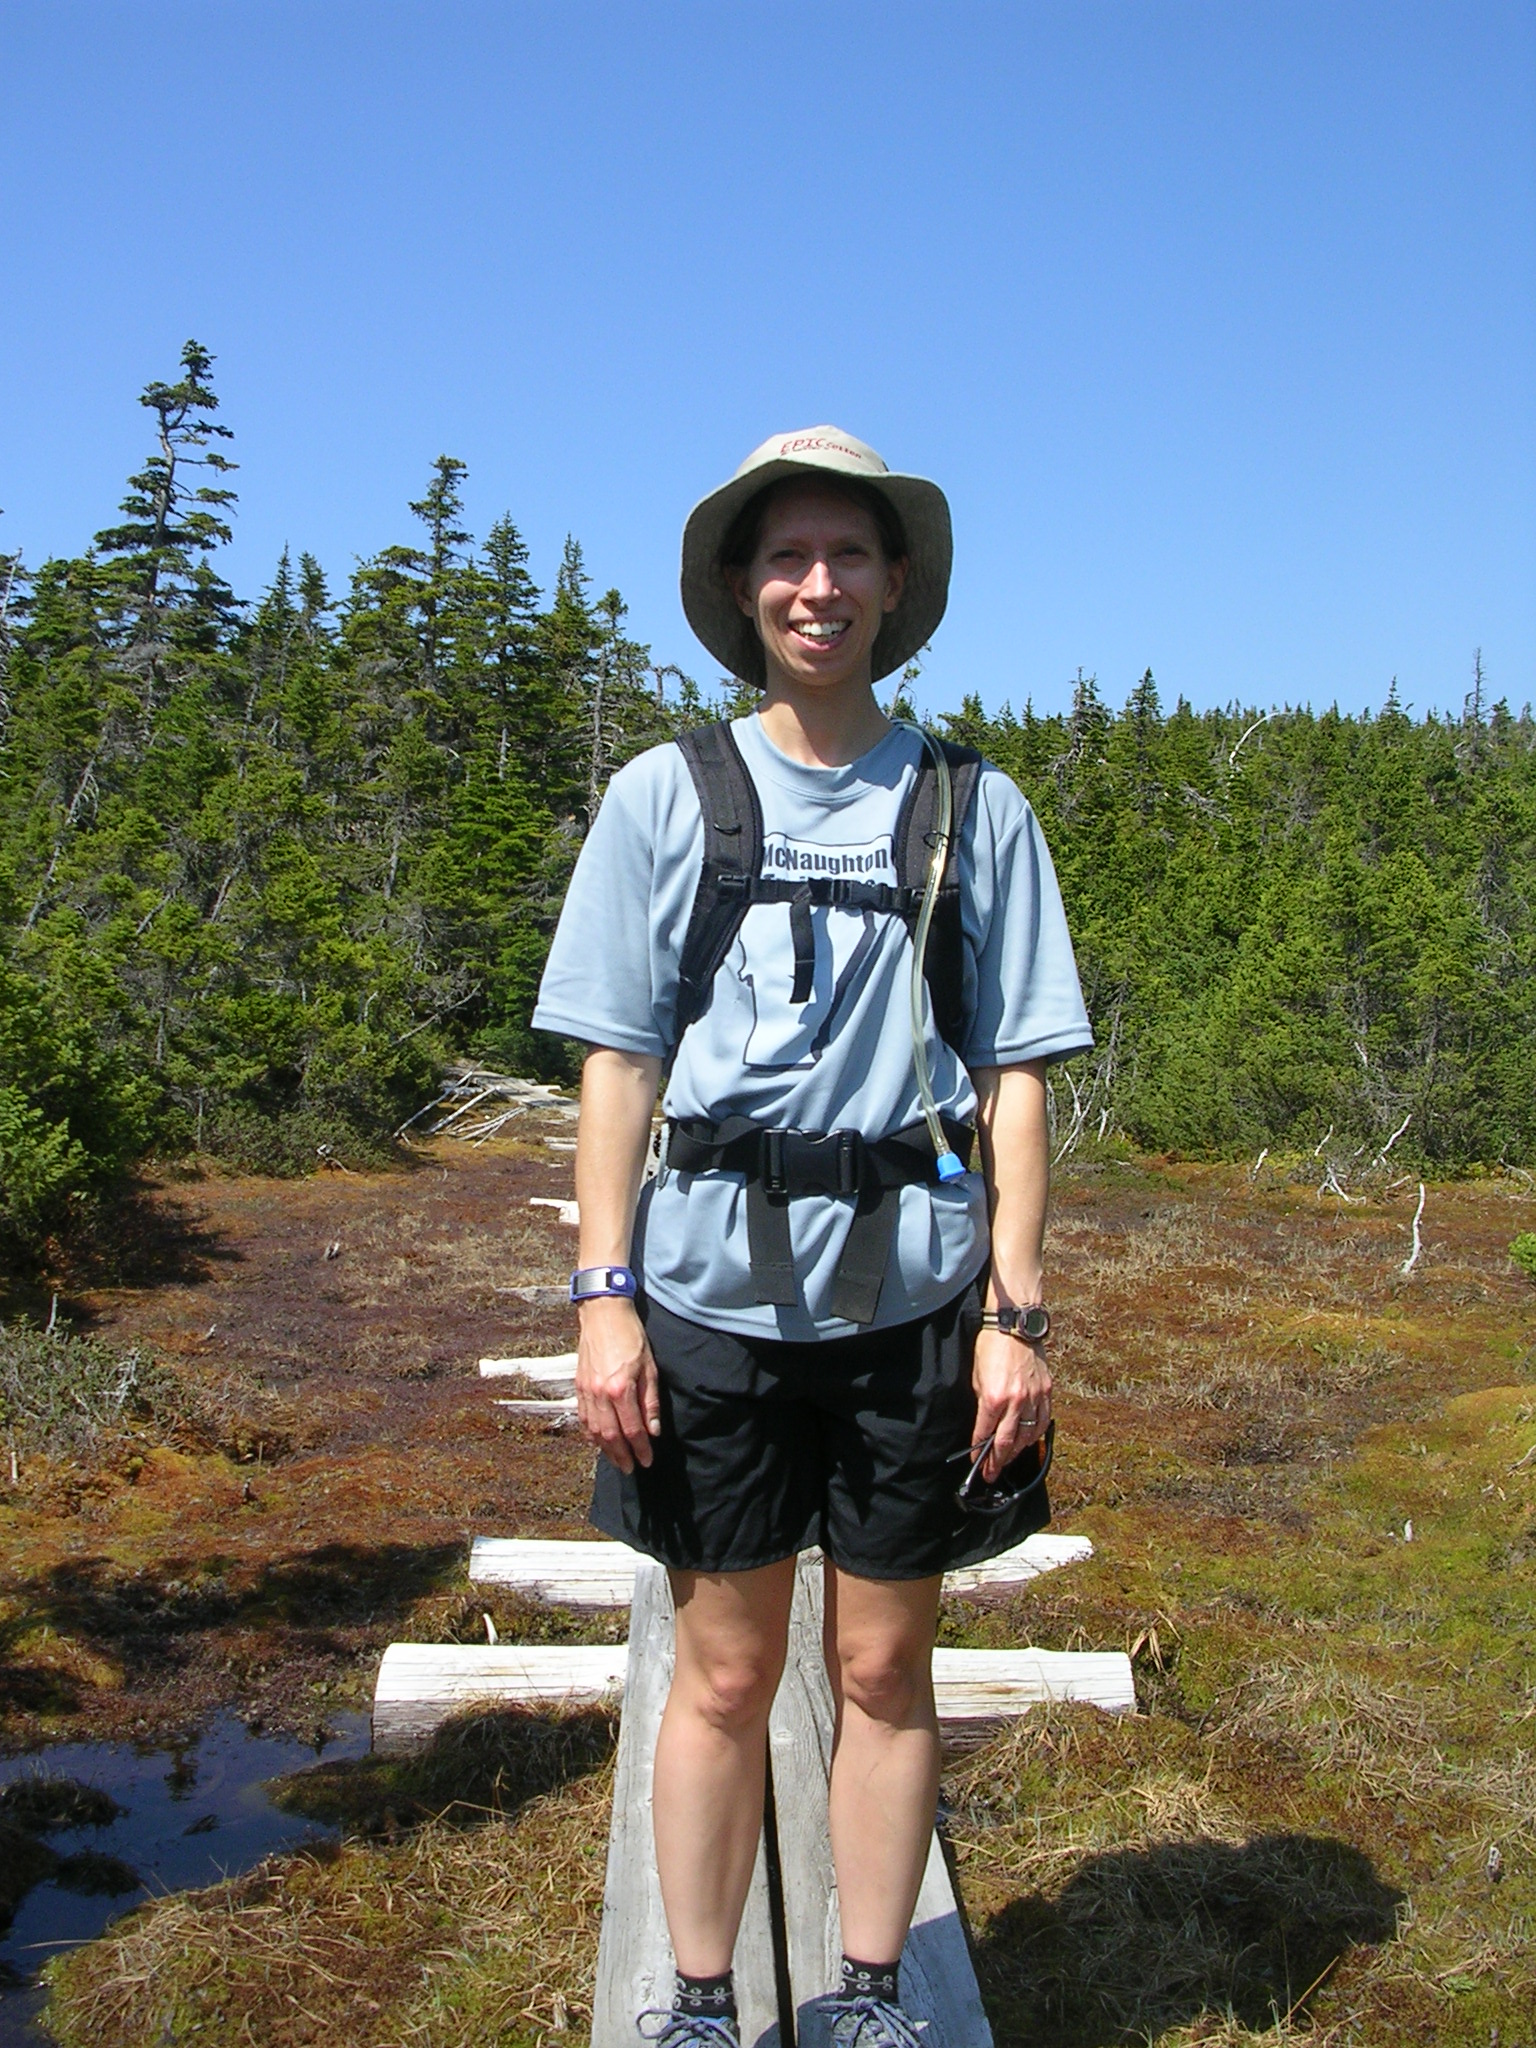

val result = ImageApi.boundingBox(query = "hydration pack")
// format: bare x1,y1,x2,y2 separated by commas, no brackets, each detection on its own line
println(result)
669,720,984,1058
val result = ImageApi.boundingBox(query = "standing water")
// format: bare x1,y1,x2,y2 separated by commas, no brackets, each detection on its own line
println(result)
0,1710,370,2047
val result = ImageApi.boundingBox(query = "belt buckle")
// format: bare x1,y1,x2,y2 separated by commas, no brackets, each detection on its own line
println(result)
787,1127,828,1194
784,1128,842,1197
762,1128,788,1196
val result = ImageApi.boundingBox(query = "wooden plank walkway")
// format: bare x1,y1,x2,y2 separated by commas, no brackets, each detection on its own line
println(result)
592,1561,783,2048
375,1536,1133,2041
592,1556,994,2048
468,1532,1099,1608
373,1635,1131,1753
480,1352,580,1385
373,1642,626,1752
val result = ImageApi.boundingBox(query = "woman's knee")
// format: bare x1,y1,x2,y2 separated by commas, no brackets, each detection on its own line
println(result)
669,1562,795,1733
674,1639,785,1732
836,1637,931,1723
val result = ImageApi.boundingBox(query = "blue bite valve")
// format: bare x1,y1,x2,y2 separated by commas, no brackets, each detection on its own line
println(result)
935,1148,968,1183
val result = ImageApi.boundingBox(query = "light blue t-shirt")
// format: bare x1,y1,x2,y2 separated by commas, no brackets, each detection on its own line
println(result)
533,716,1092,1339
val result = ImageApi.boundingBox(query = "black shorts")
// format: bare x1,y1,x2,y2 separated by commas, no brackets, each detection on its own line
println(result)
589,1281,1051,1580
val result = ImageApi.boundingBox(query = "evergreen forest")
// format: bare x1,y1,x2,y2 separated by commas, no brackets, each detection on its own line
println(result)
2,344,1532,1255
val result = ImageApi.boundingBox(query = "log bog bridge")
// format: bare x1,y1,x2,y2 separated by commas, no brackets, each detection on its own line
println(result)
372,1351,1136,2047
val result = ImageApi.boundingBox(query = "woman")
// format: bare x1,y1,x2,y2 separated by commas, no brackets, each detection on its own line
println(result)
533,426,1092,2048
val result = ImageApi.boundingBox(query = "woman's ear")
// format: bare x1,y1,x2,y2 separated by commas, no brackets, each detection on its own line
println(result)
883,556,910,615
725,564,758,622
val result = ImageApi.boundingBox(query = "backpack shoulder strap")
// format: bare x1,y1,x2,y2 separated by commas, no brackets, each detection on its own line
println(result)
894,737,985,1055
671,722,764,1049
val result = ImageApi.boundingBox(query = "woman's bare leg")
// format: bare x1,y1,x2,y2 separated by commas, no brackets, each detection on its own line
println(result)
652,1558,798,1976
823,1564,943,1965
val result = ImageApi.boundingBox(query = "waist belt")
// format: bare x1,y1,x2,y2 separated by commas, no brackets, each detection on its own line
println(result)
663,1114,976,1325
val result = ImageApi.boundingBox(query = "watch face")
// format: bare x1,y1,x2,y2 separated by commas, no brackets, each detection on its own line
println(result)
1017,1305,1050,1341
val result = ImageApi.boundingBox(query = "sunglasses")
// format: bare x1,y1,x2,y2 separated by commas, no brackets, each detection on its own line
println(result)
949,1420,1055,1516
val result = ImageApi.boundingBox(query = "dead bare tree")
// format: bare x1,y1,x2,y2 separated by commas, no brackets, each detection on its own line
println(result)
1375,1113,1413,1167
0,532,18,743
1400,1184,1427,1275
1047,1000,1123,1165
1227,709,1274,768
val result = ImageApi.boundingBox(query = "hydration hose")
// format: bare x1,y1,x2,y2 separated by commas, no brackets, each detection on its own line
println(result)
897,722,969,1184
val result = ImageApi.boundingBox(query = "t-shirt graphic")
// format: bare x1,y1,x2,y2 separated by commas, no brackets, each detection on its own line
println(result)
739,832,894,1070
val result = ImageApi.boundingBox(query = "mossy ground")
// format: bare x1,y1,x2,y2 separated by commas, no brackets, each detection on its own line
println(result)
942,1379,1535,2044
19,1149,1536,2045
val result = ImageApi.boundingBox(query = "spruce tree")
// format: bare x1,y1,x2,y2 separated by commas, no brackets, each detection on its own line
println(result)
3,342,1532,1207
409,455,471,687
92,341,238,706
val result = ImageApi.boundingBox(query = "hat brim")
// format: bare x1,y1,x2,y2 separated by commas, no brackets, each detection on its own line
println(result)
681,459,952,685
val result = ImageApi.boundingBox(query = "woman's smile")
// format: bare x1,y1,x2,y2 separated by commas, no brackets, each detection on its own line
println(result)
790,616,853,648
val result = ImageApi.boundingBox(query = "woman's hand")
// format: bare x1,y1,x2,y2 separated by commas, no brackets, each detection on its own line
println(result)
970,1325,1051,1482
576,1296,662,1473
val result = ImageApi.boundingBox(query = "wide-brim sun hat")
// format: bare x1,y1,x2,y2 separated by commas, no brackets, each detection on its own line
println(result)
681,426,953,684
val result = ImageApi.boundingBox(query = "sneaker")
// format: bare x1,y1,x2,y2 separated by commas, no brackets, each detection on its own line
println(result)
823,1994,929,2048
637,2010,741,2048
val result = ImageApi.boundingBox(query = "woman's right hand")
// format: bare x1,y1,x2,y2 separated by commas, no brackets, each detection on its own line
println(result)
576,1297,662,1472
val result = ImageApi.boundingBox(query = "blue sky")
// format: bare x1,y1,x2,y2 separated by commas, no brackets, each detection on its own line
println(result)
1,1,1532,720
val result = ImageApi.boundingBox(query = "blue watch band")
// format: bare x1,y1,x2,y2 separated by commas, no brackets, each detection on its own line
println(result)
569,1264,638,1303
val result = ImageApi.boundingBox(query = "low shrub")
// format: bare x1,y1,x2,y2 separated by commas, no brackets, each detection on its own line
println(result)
0,1321,190,1463
200,1101,399,1177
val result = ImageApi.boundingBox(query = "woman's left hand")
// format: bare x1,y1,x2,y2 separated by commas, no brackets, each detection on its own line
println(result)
971,1326,1051,1482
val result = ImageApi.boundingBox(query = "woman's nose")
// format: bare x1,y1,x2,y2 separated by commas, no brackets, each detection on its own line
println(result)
800,555,835,598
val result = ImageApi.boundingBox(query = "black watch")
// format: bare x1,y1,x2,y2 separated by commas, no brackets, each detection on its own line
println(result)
981,1304,1051,1342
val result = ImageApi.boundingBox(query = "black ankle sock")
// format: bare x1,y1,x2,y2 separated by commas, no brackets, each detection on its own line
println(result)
841,1955,900,2003
674,1970,736,2021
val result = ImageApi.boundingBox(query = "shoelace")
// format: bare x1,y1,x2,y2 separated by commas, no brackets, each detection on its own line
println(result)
636,2010,741,2048
823,1993,929,2048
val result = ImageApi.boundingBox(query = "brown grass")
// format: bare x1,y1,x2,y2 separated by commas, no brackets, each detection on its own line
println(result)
21,1153,1536,2045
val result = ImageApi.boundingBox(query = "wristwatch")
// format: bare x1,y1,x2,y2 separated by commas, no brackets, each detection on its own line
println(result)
980,1304,1051,1343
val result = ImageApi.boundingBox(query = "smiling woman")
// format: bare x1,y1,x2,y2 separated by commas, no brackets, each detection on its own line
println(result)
531,425,1093,2048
